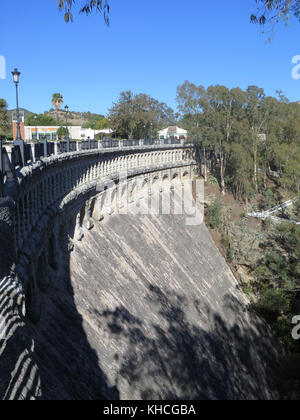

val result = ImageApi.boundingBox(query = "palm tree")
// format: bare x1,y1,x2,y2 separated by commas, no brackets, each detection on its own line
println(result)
51,93,64,123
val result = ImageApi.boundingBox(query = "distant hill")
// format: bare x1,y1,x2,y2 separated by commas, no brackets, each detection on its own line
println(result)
45,110,106,126
7,108,106,127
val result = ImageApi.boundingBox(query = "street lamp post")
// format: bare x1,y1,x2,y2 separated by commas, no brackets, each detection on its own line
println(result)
65,105,70,152
12,69,22,140
12,68,25,165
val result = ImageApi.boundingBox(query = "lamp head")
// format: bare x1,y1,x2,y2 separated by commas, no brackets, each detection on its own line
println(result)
12,68,21,84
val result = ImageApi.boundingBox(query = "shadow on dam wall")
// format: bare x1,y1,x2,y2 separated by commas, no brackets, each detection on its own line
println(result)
1,211,282,400
22,220,120,400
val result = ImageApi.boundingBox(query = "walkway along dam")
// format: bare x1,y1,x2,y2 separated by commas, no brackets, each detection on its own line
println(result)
0,141,281,400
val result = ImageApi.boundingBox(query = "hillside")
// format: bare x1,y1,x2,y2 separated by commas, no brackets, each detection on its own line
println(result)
6,108,106,127
45,110,106,126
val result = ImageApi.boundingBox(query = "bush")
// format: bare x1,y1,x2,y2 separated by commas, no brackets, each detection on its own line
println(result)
257,287,290,322
295,198,300,219
242,283,253,297
208,176,219,185
206,201,223,229
221,233,234,262
261,189,278,211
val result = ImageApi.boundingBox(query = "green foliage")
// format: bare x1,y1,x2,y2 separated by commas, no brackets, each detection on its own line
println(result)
26,113,57,126
251,1,300,28
0,99,10,137
82,114,109,129
261,189,278,210
254,224,300,291
295,198,300,219
207,176,218,185
241,283,253,297
56,126,69,139
109,91,175,139
206,201,223,229
221,233,235,263
57,0,110,24
257,287,290,321
177,81,300,200
281,148,300,194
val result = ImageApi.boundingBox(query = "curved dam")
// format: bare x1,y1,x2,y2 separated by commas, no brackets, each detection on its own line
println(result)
0,144,280,400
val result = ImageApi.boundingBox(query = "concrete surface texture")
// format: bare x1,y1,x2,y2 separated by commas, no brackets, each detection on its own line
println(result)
26,206,280,400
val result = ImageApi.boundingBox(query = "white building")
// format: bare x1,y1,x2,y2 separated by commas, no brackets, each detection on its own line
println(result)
158,126,188,140
24,126,114,141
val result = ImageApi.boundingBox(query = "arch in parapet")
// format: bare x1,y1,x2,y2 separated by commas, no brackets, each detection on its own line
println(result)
89,198,97,219
171,173,180,190
182,171,190,180
162,174,170,183
139,178,149,201
79,204,86,227
152,176,159,185
120,182,128,199
110,185,118,207
141,178,149,190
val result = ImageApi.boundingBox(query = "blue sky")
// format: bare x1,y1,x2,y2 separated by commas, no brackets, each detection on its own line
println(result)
1,0,300,116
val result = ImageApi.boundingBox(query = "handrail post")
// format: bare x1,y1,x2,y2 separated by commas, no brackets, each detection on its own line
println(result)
42,139,47,157
14,139,25,166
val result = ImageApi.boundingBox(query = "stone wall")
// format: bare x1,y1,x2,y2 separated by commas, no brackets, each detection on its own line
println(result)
0,144,198,399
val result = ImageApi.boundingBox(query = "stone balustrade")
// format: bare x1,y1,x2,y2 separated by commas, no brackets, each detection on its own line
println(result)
0,144,197,321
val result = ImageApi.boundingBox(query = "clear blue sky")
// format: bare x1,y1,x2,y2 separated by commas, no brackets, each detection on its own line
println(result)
1,0,300,116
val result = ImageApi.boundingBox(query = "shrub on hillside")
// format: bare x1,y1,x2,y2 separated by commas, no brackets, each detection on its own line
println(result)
257,287,290,322
206,201,223,229
261,189,278,211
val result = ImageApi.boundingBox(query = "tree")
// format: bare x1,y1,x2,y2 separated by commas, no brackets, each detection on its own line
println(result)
251,1,300,30
26,113,57,126
109,91,175,139
95,117,110,129
51,93,64,123
57,0,110,23
226,142,254,203
82,114,109,129
245,87,278,192
0,99,10,138
57,126,69,140
281,148,300,194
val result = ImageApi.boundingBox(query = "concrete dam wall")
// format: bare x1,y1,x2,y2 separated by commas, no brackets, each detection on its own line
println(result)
0,145,280,399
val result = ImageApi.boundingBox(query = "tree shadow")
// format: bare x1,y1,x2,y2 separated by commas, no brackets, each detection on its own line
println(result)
99,285,281,400
0,214,119,400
